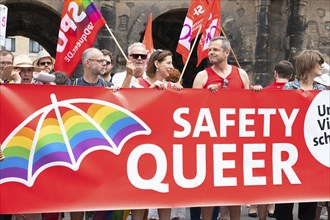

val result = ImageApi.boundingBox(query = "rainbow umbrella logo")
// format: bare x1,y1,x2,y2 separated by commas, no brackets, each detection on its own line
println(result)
0,94,151,186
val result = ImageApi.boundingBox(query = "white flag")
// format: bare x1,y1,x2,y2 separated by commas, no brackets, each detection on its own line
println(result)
0,4,8,47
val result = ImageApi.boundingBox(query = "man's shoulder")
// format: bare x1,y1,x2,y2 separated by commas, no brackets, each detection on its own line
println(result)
68,77,113,87
98,78,114,87
236,66,247,74
197,69,208,76
69,77,83,86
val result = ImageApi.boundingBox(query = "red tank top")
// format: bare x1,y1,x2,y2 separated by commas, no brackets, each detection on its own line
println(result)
138,78,151,88
138,78,172,88
203,65,244,89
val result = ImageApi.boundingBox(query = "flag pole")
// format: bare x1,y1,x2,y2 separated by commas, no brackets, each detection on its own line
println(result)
178,26,202,83
105,24,128,61
221,26,241,68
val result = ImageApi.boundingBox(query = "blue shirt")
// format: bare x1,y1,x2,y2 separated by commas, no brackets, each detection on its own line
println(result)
68,77,114,87
283,79,326,91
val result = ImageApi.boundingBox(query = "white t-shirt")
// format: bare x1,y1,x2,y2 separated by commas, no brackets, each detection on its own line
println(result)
112,71,144,88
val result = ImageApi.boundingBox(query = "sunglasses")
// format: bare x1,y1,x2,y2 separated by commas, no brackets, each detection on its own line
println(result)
222,78,229,89
129,54,148,60
39,62,52,66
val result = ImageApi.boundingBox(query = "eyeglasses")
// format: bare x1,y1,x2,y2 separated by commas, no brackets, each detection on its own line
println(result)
222,78,229,89
39,62,52,66
88,59,111,66
319,60,324,66
129,54,148,60
0,61,13,66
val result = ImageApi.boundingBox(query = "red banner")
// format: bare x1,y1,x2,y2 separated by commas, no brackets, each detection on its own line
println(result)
0,84,329,214
54,0,106,76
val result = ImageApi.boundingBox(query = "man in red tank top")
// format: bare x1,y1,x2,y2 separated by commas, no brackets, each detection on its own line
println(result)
193,36,250,91
192,36,250,220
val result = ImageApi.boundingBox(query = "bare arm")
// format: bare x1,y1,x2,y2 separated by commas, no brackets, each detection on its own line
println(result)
238,68,250,89
192,70,207,88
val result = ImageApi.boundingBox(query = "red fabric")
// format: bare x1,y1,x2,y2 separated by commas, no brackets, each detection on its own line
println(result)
142,13,154,56
0,84,329,214
138,77,151,88
176,0,209,64
138,78,172,88
197,0,221,66
54,0,106,77
264,82,286,90
203,65,243,89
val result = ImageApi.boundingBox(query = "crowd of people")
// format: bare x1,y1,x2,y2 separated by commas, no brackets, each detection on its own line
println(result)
0,35,329,220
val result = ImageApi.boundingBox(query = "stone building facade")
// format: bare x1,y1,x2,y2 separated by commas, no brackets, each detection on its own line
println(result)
1,0,329,87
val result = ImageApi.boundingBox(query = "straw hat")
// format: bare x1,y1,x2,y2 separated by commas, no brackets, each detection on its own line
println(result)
315,62,330,87
3,55,42,80
33,50,55,66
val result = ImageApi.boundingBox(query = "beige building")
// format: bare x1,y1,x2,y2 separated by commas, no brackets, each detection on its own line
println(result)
4,36,48,61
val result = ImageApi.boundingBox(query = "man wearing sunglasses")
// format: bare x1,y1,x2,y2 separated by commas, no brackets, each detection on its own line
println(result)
112,42,148,87
192,36,250,220
33,50,55,74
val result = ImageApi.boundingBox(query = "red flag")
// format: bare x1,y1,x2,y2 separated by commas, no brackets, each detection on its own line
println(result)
54,0,106,77
142,13,154,56
176,0,209,64
196,0,221,66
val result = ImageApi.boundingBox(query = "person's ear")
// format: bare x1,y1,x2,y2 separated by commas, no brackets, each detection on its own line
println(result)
154,60,159,69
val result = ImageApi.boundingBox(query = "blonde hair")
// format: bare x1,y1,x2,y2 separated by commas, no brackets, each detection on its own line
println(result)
295,50,324,82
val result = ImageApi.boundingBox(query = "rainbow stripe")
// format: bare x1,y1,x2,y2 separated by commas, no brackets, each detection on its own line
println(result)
0,96,150,186
73,0,106,24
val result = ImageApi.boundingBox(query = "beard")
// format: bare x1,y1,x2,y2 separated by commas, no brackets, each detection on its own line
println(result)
98,67,106,76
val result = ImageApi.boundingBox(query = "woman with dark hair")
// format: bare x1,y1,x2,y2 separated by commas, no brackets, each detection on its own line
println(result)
137,49,182,90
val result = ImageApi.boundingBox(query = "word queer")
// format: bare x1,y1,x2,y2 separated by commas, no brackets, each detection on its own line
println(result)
127,143,301,193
